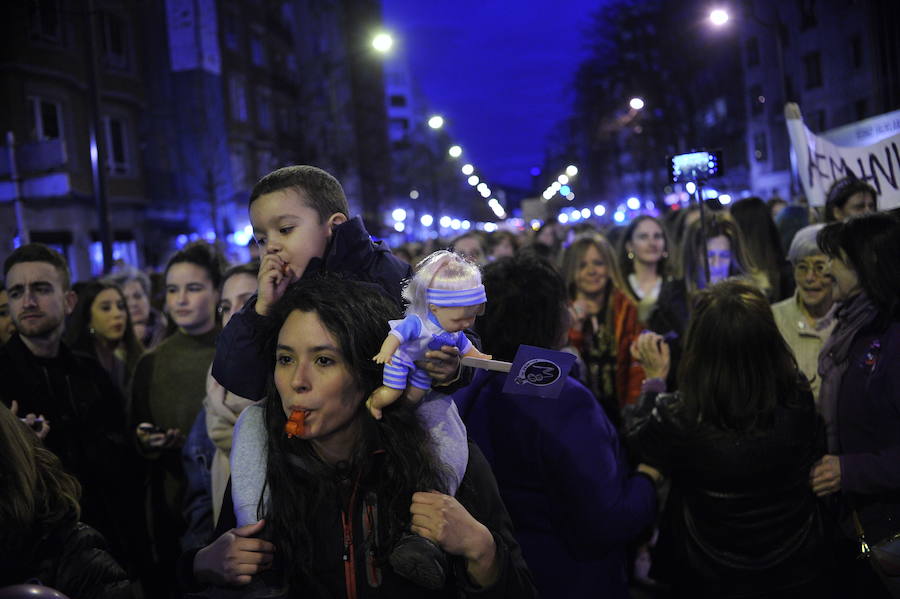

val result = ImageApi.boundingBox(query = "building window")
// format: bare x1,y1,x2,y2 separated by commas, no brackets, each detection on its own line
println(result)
229,144,247,190
798,0,817,30
803,52,823,89
257,93,272,130
749,84,765,116
855,99,868,121
223,11,240,50
753,132,768,162
389,94,407,108
229,76,248,122
850,34,863,69
28,0,62,44
745,37,759,67
250,36,266,66
811,109,826,131
27,96,63,141
101,116,129,175
100,12,128,70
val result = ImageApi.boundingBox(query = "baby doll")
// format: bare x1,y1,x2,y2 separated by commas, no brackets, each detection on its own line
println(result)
367,250,492,419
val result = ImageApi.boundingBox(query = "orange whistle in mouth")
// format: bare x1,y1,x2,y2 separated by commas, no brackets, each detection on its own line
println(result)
285,409,306,439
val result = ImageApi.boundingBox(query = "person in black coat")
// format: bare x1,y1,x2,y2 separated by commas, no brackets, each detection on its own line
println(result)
627,279,833,598
0,402,133,598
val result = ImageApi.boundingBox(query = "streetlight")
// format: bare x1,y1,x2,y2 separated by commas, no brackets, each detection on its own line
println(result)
461,163,474,175
372,32,394,53
427,115,444,129
709,9,729,26
629,97,645,110
448,145,462,158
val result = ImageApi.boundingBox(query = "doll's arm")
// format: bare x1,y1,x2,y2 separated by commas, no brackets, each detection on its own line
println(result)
373,334,402,364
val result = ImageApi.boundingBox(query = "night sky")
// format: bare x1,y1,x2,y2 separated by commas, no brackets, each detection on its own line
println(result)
382,0,604,190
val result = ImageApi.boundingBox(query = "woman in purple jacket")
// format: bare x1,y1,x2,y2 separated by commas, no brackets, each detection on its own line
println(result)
453,254,657,599
812,212,900,597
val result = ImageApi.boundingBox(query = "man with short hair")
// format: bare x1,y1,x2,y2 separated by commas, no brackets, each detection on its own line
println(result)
0,243,146,576
0,282,16,345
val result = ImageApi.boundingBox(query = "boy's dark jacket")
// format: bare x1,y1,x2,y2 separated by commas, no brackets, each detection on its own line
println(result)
215,216,430,400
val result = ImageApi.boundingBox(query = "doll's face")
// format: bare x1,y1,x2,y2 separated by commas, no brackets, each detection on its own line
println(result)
430,304,483,333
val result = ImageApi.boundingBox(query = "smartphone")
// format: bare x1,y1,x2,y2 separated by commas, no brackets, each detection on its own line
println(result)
670,150,723,183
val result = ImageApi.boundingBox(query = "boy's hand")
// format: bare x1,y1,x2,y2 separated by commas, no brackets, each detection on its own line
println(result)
256,255,297,316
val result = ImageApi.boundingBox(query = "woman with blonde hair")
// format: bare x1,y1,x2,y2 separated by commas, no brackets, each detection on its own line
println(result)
562,234,644,424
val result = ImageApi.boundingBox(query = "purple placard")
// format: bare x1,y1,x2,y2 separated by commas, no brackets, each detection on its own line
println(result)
501,345,575,398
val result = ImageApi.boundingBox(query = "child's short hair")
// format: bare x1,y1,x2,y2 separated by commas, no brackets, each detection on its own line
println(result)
248,165,350,223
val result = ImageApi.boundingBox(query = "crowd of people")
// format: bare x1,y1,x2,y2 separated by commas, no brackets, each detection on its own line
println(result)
0,164,897,599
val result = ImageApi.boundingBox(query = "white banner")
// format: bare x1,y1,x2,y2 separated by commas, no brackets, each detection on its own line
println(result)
785,103,900,210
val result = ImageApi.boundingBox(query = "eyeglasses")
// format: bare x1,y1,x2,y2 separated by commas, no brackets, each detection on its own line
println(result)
794,260,828,277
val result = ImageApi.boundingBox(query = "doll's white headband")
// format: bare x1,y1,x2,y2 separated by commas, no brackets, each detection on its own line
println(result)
426,285,487,307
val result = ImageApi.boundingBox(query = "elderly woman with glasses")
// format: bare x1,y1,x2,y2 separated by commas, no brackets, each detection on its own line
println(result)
770,224,836,405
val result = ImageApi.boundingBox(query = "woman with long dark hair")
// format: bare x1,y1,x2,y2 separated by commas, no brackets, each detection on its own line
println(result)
627,280,831,597
811,213,900,597
185,275,536,597
66,280,143,394
618,215,671,321
730,196,793,301
454,254,657,598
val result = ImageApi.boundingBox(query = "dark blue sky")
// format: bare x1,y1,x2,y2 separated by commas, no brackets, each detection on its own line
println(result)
381,0,602,190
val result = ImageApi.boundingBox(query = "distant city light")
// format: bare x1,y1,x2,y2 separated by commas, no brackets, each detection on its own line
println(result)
719,194,732,205
487,198,500,208
530,167,541,176
542,190,553,200
709,9,729,26
531,219,542,230
685,181,697,194
551,181,561,191
467,175,479,186
629,97,645,110
421,214,434,226
560,185,571,196
484,223,498,233
427,115,444,129
462,220,471,230
448,145,462,158
372,32,394,53
394,222,405,232
566,193,575,201
614,211,626,223
570,211,581,222
409,189,419,199
476,182,487,193
234,225,253,246
558,213,569,224
491,204,505,218
480,188,491,198
566,165,578,177
581,208,591,219
439,216,452,228
626,197,641,210
462,164,474,175
645,200,656,210
451,219,461,230
594,204,606,216
557,174,569,185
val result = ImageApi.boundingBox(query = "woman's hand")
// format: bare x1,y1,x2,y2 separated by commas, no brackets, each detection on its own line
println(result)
136,423,184,450
410,491,499,587
193,519,275,586
630,332,670,381
810,455,842,497
569,299,597,326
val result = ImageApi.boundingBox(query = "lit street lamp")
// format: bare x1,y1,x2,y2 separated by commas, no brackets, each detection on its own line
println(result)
448,145,462,158
372,32,394,53
428,115,444,129
709,9,729,26
629,97,645,110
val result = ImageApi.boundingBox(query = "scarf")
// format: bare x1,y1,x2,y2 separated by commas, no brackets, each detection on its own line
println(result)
818,292,878,452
